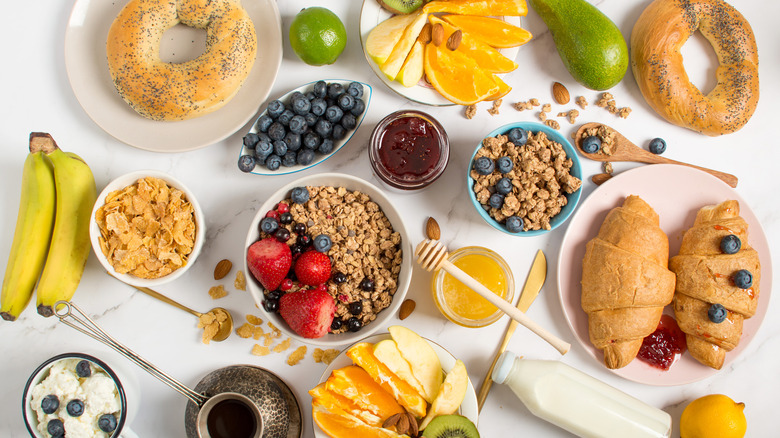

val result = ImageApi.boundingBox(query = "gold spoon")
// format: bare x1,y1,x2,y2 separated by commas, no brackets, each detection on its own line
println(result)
131,285,233,342
574,122,738,188
415,240,570,355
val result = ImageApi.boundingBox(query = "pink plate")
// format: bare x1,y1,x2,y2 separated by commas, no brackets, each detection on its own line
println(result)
557,164,772,386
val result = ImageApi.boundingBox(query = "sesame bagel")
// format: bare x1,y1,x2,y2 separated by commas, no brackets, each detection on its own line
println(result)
107,0,257,121
630,0,758,136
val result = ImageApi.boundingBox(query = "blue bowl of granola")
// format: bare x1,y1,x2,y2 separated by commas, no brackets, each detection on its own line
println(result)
467,122,583,236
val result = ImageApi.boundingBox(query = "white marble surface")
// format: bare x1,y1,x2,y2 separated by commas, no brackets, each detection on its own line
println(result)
1,0,778,436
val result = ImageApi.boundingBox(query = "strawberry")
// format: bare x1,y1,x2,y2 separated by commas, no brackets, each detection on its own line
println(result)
279,289,336,338
294,250,332,286
247,237,291,291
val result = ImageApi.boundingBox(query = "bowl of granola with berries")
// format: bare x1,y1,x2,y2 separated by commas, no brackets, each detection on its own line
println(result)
468,122,583,236
243,173,412,346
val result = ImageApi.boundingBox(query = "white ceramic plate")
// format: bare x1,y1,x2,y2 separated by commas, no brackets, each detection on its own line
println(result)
557,164,772,386
238,80,372,176
313,333,479,437
64,0,282,152
359,1,522,106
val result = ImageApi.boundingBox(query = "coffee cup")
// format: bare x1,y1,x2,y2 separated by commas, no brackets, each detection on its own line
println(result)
195,392,263,438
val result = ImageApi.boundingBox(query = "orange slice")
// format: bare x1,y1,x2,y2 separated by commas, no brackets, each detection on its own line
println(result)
312,405,410,438
441,15,532,48
424,0,529,16
428,16,517,73
486,75,512,100
325,365,405,420
309,383,383,427
346,343,427,418
424,43,499,105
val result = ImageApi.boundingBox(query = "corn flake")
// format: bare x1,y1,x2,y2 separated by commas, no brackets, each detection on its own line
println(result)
234,270,247,291
273,338,292,353
209,285,227,299
287,346,307,366
251,344,271,356
236,323,254,339
313,348,341,365
246,314,263,326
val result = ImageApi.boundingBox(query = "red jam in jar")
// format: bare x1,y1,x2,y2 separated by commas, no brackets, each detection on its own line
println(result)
369,110,449,191
637,314,687,370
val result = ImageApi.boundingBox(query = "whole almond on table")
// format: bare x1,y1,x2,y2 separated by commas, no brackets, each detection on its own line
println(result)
399,299,416,320
552,81,570,104
446,30,462,51
213,259,232,280
426,217,441,240
431,23,445,46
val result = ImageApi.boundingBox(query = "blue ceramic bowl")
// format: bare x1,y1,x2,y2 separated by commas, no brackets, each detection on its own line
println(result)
467,122,582,236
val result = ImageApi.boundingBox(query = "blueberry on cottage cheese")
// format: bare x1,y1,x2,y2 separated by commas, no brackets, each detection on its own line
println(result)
47,419,65,437
291,187,310,204
41,394,59,414
649,137,666,154
495,177,513,195
473,156,495,175
708,303,727,323
496,156,514,174
720,234,742,254
581,135,601,154
75,360,92,378
98,414,118,433
505,216,524,233
732,269,753,289
237,155,256,173
66,399,85,417
507,127,528,146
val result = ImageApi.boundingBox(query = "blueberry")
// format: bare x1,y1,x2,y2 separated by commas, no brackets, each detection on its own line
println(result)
265,154,281,171
275,227,291,242
273,140,287,156
255,114,273,133
237,155,256,173
313,81,327,98
649,137,666,154
304,112,318,127
284,132,301,151
243,133,259,149
347,82,364,99
350,99,365,116
279,212,292,225
349,301,363,315
75,360,92,378
293,222,307,235
292,96,311,115
338,93,355,110
288,115,307,134
311,98,327,116
708,303,727,323
581,135,601,154
259,217,279,234
98,414,118,433
256,132,272,144
505,216,524,233
266,100,285,119
277,109,294,126
347,317,362,332
495,177,513,195
506,127,528,146
255,141,273,162
263,298,279,312
318,138,335,154
488,193,504,209
359,277,374,292
330,318,343,331
732,269,753,289
66,399,84,417
282,151,297,167
313,234,332,252
303,132,321,150
331,125,347,141
297,149,315,166
325,106,344,124
340,113,357,131
720,234,741,254
267,122,286,141
290,187,310,204
327,83,345,100
47,419,65,437
473,157,495,175
496,156,514,174
41,394,59,414
333,271,346,284
290,91,305,103
315,119,333,138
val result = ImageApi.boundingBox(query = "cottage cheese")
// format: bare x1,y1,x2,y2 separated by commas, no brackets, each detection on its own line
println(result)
30,358,122,438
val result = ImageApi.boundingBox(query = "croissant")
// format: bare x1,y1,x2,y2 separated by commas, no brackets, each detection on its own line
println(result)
581,195,676,369
669,200,760,369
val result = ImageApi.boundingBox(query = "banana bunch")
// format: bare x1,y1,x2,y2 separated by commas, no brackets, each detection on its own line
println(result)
0,133,97,321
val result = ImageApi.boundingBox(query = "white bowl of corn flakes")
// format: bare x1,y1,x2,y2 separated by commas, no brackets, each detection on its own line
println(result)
90,170,205,287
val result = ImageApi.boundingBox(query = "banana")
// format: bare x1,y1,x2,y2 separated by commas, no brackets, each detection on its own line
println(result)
34,133,97,317
0,135,56,321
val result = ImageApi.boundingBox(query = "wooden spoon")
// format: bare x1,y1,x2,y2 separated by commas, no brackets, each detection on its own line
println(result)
415,240,570,355
574,123,738,187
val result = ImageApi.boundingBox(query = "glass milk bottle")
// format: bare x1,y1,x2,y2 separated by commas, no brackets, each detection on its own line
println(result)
492,351,671,438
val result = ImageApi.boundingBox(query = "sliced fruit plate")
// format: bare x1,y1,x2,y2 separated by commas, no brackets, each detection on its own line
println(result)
312,328,479,438
360,0,528,106
238,80,372,175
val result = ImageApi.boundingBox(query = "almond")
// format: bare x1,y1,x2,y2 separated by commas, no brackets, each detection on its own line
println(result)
399,299,416,320
552,81,570,105
425,217,441,240
406,412,419,436
446,30,462,51
213,259,232,280
431,23,444,46
418,23,432,44
383,413,402,429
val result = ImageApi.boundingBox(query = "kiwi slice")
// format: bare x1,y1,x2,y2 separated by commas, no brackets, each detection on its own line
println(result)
376,0,425,15
422,415,480,438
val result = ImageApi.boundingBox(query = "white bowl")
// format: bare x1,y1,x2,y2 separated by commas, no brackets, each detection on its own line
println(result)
243,173,412,346
89,170,205,287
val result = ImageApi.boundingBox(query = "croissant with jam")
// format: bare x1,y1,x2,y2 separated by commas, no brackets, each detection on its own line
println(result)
669,200,761,370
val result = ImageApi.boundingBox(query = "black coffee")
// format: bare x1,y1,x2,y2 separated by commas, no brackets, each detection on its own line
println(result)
206,399,257,438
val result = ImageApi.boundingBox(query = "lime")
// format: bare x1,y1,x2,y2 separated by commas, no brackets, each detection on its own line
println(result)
680,394,747,438
289,7,347,66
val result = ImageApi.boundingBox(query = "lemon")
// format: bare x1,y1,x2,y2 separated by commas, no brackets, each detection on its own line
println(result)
289,7,347,66
680,394,747,438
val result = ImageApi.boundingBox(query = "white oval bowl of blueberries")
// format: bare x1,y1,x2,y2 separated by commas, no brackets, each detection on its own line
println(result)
238,80,371,176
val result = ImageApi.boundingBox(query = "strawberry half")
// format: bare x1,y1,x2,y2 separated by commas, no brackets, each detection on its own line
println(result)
247,237,292,291
294,250,332,286
279,289,336,338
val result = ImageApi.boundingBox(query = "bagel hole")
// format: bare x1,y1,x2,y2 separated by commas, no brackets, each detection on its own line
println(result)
680,30,719,96
160,24,207,63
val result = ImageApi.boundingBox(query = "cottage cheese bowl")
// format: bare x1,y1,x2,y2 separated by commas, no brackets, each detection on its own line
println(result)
23,353,131,438
244,173,412,346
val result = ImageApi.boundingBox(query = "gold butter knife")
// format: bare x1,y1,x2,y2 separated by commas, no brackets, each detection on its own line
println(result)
476,249,547,411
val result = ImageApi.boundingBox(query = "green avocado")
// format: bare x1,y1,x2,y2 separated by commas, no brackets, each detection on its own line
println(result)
529,0,628,90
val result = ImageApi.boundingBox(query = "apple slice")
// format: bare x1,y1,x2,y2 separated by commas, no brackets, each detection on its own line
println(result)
366,13,421,66
380,11,428,80
396,40,425,87
388,325,443,403
419,359,469,430
373,339,430,403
